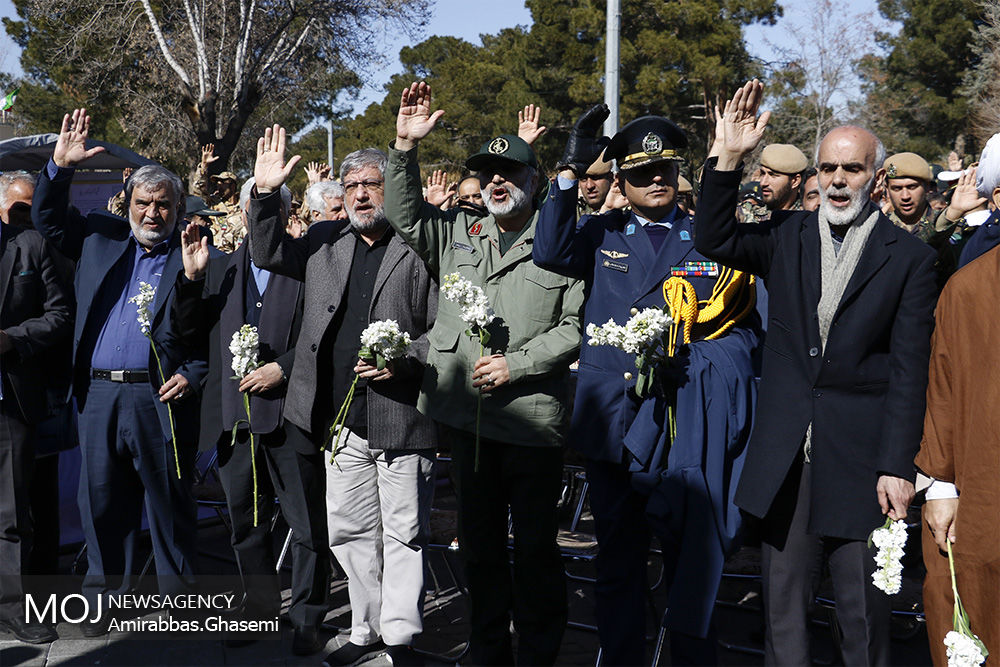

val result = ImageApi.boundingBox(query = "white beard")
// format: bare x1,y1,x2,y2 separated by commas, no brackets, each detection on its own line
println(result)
483,181,531,219
818,173,876,226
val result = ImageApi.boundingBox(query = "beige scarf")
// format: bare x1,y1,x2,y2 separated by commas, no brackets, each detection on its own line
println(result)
805,203,879,461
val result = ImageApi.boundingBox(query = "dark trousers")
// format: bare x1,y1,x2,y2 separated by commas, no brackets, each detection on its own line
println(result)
586,458,719,666
761,461,891,666
449,429,567,665
77,380,197,600
0,397,34,619
219,423,329,630
585,457,651,666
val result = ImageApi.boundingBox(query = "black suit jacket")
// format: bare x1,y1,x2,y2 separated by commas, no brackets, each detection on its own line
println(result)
172,242,304,452
694,160,938,540
0,224,74,424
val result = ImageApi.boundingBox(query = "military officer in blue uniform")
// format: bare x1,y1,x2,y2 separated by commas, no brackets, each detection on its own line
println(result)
534,109,760,665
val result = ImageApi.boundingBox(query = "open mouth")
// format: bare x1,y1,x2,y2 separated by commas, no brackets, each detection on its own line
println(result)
827,193,851,207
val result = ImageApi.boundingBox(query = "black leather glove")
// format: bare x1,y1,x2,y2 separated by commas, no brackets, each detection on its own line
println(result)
559,104,611,174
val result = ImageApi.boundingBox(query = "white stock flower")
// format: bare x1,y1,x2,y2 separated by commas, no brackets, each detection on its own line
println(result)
360,319,412,361
441,273,495,329
870,519,908,595
945,631,987,667
229,324,260,377
586,308,671,355
127,281,156,336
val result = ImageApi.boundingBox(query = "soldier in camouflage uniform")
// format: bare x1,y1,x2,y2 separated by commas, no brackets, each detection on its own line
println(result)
753,143,808,224
193,144,245,252
883,152,984,288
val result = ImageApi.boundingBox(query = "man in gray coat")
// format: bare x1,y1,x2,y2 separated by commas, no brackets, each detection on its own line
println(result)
249,126,438,667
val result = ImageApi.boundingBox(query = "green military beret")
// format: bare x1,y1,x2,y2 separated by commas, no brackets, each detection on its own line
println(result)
884,152,932,181
466,134,538,172
760,144,808,175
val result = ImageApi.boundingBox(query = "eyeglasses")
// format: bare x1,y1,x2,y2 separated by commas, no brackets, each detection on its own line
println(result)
343,179,384,194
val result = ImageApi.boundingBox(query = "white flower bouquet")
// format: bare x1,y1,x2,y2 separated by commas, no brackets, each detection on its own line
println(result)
229,324,263,525
326,320,411,466
440,273,495,471
869,516,907,595
127,281,180,479
944,542,988,666
586,307,673,398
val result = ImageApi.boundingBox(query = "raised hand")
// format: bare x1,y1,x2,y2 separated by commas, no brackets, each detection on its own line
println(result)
425,169,456,208
708,102,725,158
717,80,770,171
600,180,630,213
305,161,330,186
180,222,210,280
200,143,220,170
53,108,106,168
518,104,547,145
947,150,962,172
945,165,988,221
255,124,301,193
396,81,445,150
560,103,610,174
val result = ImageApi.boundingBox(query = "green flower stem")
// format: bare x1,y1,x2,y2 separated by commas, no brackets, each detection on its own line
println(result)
243,392,258,527
947,540,974,635
148,337,180,479
326,374,359,469
475,338,484,473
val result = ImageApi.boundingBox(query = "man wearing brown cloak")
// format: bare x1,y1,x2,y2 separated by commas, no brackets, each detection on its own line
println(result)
917,245,1000,665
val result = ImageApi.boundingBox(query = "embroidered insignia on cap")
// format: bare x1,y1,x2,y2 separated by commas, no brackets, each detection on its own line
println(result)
642,133,663,155
600,249,629,259
886,163,897,178
488,137,509,154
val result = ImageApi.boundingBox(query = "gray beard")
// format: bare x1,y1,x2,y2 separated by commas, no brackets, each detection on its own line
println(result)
129,215,175,247
818,174,875,226
484,183,531,219
347,205,388,234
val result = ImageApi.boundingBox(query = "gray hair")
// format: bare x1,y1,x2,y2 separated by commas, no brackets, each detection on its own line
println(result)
126,165,184,206
339,148,387,181
305,181,344,213
0,170,34,209
240,177,291,213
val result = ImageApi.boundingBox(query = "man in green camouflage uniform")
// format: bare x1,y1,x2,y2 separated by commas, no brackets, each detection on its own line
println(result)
882,152,982,287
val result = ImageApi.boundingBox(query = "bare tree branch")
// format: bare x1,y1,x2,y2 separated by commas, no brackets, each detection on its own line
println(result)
138,0,193,89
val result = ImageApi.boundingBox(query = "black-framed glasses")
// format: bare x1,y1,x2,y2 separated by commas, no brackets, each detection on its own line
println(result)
343,179,384,194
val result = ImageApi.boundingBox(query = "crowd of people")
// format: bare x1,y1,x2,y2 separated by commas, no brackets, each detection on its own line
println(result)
0,76,995,667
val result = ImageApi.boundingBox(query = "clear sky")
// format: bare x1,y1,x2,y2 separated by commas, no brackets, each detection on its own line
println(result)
0,0,888,114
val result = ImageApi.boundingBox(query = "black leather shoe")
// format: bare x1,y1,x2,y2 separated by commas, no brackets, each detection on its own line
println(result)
0,617,58,644
80,616,112,638
386,644,423,666
291,625,324,656
321,638,386,666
